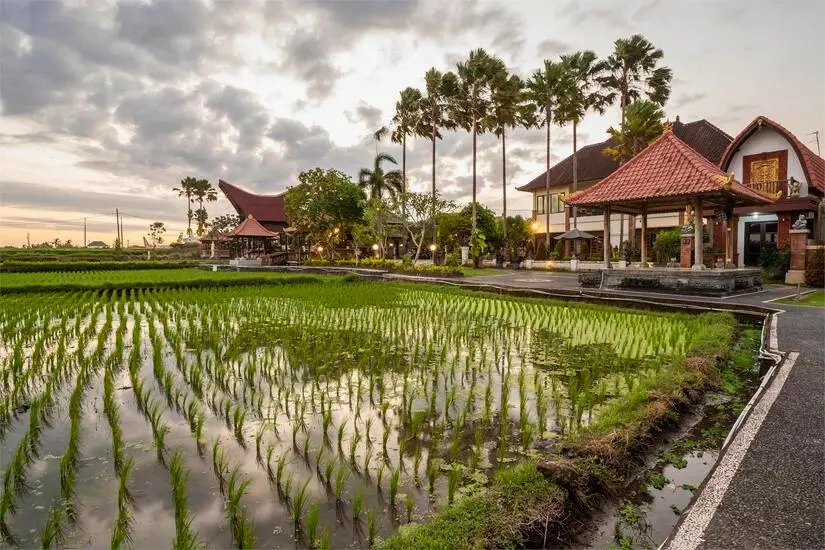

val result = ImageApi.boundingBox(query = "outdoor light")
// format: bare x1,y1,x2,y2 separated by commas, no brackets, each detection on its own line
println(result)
429,244,437,252
334,227,340,234
317,246,323,253
372,244,379,251
530,221,539,232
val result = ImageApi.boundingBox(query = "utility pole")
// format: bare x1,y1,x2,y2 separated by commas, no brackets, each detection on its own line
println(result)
26,232,31,248
83,217,87,247
115,209,120,247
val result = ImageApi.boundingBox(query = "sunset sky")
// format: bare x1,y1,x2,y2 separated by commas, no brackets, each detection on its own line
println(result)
1,0,823,247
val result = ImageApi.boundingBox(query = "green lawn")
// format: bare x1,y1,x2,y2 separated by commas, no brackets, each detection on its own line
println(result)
776,289,825,307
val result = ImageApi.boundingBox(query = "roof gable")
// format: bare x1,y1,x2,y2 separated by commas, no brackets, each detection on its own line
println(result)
227,214,280,238
516,119,732,193
218,179,287,223
720,116,825,193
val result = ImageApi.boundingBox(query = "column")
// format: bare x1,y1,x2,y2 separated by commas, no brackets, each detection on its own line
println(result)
640,206,648,265
603,206,611,268
692,196,704,270
785,228,809,284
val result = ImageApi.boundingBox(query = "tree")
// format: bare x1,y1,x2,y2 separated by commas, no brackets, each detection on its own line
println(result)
604,100,665,162
358,198,394,259
358,152,404,200
191,179,217,236
558,51,611,232
391,191,455,264
600,34,672,134
449,48,499,232
525,59,569,247
417,68,457,238
485,65,527,258
498,215,530,254
149,221,166,247
173,177,199,237
210,214,242,234
391,88,423,195
284,168,365,257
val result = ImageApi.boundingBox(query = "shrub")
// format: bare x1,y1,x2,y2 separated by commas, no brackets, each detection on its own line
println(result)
445,253,461,267
550,240,565,261
759,246,790,281
535,240,548,261
652,228,682,266
805,247,824,287
401,253,413,268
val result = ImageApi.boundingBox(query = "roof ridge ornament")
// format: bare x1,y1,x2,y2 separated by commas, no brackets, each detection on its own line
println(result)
663,120,673,133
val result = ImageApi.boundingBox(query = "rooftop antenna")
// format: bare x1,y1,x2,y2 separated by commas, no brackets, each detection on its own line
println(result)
809,131,820,156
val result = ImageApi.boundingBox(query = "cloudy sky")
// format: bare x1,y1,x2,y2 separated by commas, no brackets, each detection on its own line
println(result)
1,0,823,246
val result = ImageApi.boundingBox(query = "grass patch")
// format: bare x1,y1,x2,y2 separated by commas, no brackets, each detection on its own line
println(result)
647,472,669,490
379,462,565,550
775,289,825,308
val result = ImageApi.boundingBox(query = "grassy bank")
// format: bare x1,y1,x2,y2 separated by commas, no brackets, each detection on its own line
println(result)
0,260,201,273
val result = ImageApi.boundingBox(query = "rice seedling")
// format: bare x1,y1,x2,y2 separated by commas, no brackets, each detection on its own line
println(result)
319,527,332,550
376,462,385,490
447,466,459,504
39,504,65,550
111,457,136,549
389,468,400,507
225,466,255,549
405,495,414,523
170,451,203,550
306,504,320,547
353,489,364,520
367,509,378,545
292,478,311,526
333,463,349,501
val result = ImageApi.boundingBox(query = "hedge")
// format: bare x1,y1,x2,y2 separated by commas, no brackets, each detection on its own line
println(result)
0,260,199,273
805,247,824,287
306,259,463,277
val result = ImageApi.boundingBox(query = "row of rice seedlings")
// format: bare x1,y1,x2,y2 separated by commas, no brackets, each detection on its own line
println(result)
110,457,136,549
169,451,204,550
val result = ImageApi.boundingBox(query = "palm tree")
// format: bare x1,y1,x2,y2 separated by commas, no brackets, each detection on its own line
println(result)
604,100,665,162
192,179,218,236
449,48,499,231
558,51,611,234
358,153,404,200
417,68,457,239
173,177,198,237
525,59,568,248
391,88,423,195
601,34,672,133
600,35,672,245
485,66,526,258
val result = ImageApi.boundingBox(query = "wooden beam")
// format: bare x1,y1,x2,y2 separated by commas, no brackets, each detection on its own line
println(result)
640,204,648,265
693,196,704,270
603,205,611,268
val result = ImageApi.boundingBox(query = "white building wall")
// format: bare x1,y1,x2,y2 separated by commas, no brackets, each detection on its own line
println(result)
530,211,681,249
728,126,809,196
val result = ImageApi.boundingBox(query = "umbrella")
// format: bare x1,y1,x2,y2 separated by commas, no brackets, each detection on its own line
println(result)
554,228,595,240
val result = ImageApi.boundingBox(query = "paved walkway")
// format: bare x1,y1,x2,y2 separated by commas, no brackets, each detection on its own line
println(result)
458,271,824,549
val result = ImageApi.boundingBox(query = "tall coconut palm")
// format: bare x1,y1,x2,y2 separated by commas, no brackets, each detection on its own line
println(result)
449,48,498,231
173,176,198,237
525,59,569,248
358,153,404,200
601,34,672,132
485,65,526,256
600,34,672,245
391,88,423,195
192,179,218,236
417,68,457,238
558,51,611,233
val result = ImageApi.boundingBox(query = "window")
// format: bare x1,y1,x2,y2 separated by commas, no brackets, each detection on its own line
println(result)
536,193,565,214
534,194,546,214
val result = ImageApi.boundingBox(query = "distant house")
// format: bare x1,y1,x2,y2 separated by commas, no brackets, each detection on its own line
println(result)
87,241,109,248
218,180,288,233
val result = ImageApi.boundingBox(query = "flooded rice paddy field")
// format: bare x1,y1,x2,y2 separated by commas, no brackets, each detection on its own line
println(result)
1,281,724,548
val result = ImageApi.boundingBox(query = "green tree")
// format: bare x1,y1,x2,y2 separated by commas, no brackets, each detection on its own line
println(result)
149,221,166,247
604,100,665,162
391,191,455,264
417,68,457,237
190,179,217,236
210,214,242,234
558,51,611,231
391,87,423,195
173,177,199,237
359,197,394,259
449,48,499,232
525,59,569,247
485,66,528,256
285,168,366,257
600,34,673,135
498,215,530,254
358,153,404,200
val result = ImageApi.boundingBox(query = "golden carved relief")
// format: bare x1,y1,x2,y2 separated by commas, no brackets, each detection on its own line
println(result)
750,158,779,183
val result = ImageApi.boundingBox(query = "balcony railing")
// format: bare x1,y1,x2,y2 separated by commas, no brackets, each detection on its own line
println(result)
746,179,789,198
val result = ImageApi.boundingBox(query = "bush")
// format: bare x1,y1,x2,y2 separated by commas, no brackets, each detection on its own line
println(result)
401,253,413,268
759,246,791,281
445,253,461,267
535,240,549,261
0,260,198,273
550,240,565,261
652,228,682,266
805,248,824,287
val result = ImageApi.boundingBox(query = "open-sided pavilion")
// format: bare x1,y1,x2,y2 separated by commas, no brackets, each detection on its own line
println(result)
566,128,774,270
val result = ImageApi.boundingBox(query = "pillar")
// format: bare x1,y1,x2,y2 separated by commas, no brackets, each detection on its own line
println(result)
640,206,648,265
692,196,705,270
785,228,809,284
564,206,571,257
603,206,612,268
680,234,693,268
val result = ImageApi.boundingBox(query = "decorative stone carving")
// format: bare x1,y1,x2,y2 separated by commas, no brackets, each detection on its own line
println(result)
620,240,631,261
787,178,801,197
791,213,808,230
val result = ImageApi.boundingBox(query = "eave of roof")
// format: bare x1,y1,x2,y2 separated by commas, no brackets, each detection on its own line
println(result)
227,214,280,238
218,179,287,223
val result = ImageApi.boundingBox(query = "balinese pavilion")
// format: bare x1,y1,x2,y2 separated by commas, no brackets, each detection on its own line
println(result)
566,126,775,293
226,214,280,266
